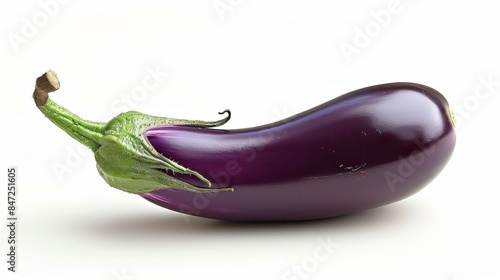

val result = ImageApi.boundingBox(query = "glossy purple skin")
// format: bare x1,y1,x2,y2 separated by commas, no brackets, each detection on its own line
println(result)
142,83,456,221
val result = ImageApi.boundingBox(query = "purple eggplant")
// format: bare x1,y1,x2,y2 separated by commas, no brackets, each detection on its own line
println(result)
34,70,456,221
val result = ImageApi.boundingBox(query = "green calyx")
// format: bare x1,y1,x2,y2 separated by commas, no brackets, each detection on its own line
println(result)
34,70,233,194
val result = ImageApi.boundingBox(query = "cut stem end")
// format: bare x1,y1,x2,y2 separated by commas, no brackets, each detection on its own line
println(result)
34,70,60,107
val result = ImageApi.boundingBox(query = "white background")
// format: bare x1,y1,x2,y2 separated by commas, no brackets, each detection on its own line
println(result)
1,0,500,279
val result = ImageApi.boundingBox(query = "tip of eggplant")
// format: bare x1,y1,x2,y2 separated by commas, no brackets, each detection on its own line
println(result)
447,106,457,129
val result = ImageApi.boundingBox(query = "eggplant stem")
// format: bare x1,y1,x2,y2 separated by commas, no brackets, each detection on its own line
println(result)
33,70,233,194
33,70,105,152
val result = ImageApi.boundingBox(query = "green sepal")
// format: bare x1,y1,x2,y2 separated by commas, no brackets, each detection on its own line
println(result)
94,110,233,194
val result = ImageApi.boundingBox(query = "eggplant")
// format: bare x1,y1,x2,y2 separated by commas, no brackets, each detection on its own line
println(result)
34,70,456,221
